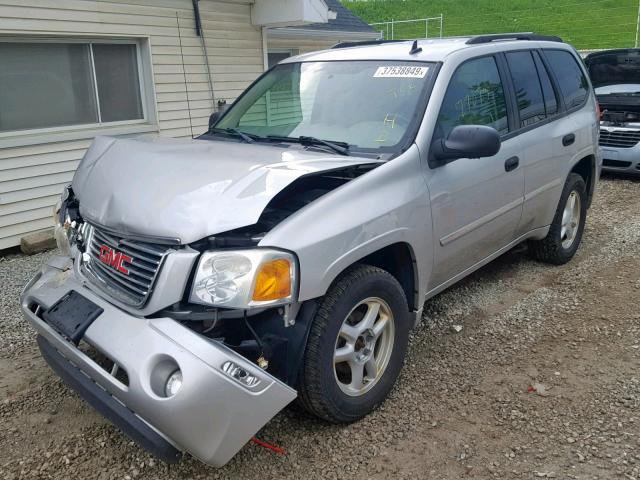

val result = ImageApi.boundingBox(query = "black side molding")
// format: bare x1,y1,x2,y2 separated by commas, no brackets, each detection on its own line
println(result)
37,335,182,464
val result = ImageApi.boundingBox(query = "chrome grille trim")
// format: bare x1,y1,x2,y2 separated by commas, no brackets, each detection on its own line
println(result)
92,228,163,265
81,225,175,307
599,129,640,148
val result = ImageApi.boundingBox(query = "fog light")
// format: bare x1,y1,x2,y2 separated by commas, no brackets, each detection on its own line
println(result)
164,370,183,397
222,361,261,388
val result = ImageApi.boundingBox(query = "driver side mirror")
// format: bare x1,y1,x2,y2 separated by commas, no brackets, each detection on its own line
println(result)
431,125,501,163
208,111,222,131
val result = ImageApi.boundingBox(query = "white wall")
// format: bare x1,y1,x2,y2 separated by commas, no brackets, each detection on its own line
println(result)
268,35,337,55
0,0,265,249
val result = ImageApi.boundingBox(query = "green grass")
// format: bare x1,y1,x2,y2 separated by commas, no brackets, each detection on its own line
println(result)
341,0,639,50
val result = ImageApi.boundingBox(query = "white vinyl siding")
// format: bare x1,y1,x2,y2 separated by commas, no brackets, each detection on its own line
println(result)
268,37,337,56
0,0,264,249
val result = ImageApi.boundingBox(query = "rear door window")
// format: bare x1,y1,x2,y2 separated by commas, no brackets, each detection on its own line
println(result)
505,51,546,128
544,49,589,109
532,51,558,116
435,56,509,139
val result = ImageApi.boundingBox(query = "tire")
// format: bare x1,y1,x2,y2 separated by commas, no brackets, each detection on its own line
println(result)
297,264,410,423
528,173,587,265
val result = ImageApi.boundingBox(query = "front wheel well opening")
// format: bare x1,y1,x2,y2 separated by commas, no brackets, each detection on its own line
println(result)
355,243,418,312
571,155,595,207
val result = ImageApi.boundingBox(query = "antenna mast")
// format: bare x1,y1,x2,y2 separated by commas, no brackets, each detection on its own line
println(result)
176,13,195,138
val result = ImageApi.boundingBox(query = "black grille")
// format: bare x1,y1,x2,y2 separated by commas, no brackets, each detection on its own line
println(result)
82,225,173,307
599,129,640,148
603,159,632,169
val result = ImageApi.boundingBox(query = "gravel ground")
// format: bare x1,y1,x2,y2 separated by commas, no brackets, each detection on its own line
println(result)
1,175,639,480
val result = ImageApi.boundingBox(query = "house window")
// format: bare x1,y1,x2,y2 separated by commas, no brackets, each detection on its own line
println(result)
267,49,299,69
0,40,146,133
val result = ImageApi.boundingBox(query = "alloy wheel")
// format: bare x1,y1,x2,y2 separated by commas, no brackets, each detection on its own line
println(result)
561,190,582,249
333,297,395,397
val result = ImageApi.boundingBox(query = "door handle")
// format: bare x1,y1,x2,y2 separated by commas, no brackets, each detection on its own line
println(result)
562,133,575,146
504,156,519,172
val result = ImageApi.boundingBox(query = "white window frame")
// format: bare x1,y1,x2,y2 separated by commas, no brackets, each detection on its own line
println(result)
267,48,300,67
0,36,158,148
268,48,300,55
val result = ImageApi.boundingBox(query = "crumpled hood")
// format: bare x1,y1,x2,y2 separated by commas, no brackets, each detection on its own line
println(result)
73,136,379,244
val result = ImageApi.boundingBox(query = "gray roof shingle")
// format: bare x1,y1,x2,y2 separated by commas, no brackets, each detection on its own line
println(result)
303,0,376,33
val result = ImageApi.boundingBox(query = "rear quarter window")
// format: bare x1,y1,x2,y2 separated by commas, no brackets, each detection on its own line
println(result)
544,49,589,109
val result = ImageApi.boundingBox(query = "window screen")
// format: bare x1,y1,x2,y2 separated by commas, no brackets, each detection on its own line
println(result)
436,56,509,139
93,44,143,123
544,50,589,109
506,51,546,127
0,43,98,132
0,41,144,133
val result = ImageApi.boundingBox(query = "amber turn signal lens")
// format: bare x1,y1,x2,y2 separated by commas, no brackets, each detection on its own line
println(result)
252,259,292,302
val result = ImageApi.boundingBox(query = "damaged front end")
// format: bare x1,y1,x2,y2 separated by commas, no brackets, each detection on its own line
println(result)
21,258,297,466
21,138,381,466
585,48,640,174
597,96,640,173
22,190,300,466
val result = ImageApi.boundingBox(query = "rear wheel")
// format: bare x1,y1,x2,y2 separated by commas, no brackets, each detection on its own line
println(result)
528,173,587,264
298,265,410,423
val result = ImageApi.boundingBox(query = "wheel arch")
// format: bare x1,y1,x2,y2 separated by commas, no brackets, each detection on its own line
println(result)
272,244,420,389
570,154,596,208
323,242,419,315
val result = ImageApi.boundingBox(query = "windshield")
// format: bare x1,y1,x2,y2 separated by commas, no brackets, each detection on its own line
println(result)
586,50,640,88
214,61,435,153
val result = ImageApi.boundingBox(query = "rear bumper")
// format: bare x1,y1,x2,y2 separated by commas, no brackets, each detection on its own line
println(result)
21,256,296,467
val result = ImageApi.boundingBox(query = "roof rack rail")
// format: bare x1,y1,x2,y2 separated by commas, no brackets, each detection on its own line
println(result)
332,39,406,49
466,33,562,45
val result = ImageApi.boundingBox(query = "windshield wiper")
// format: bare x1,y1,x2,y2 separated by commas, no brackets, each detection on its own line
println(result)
267,135,350,156
209,127,258,144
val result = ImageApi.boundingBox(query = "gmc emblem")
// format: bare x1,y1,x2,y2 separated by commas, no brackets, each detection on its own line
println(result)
98,245,132,275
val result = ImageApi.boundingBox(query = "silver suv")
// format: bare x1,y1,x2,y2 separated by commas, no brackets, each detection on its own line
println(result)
21,34,601,467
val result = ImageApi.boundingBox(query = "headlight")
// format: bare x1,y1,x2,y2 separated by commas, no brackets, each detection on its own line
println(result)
53,185,73,256
54,223,72,257
189,249,297,308
53,184,85,257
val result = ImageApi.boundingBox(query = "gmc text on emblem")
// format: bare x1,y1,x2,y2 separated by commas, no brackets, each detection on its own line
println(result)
98,245,132,275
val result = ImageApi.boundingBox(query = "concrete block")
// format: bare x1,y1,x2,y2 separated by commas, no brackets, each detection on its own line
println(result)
20,228,56,255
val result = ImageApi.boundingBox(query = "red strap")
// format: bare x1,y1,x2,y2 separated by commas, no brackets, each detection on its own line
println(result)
250,436,287,455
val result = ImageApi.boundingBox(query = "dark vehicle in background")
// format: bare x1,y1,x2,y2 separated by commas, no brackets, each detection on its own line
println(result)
586,49,640,175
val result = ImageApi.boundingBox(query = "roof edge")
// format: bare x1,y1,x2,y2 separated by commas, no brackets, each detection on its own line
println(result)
267,27,381,40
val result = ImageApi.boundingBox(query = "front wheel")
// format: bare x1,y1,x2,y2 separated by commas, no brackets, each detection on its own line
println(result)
297,265,410,423
528,173,587,265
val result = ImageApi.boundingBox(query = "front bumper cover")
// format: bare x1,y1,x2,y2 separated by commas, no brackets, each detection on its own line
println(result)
36,334,182,463
21,256,297,467
600,125,640,175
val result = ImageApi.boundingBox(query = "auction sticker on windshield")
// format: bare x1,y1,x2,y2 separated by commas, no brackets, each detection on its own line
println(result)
374,66,429,78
